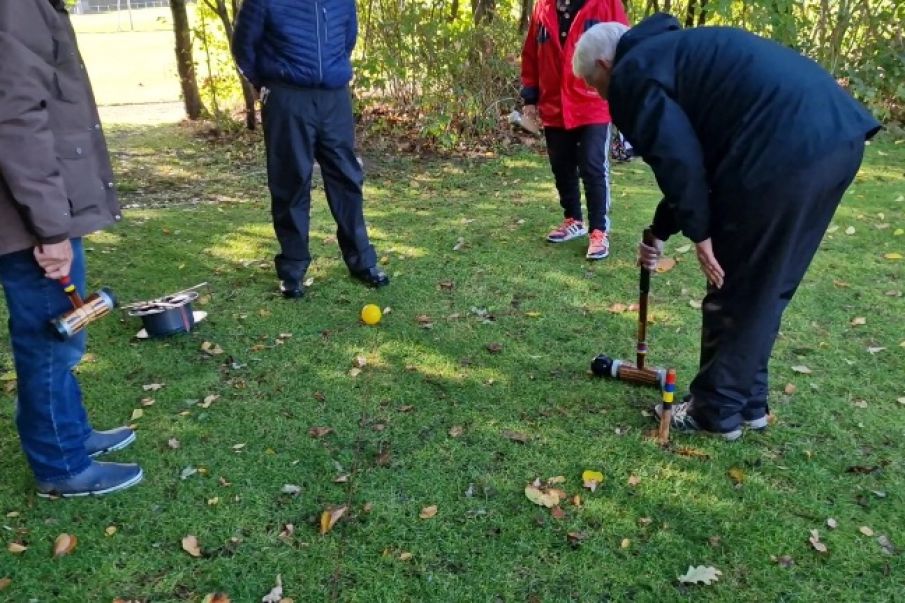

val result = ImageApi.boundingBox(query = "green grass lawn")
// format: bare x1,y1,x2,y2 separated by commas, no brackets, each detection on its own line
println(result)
0,125,903,601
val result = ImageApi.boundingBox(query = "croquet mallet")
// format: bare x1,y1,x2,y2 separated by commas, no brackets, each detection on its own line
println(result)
50,275,117,339
591,228,668,388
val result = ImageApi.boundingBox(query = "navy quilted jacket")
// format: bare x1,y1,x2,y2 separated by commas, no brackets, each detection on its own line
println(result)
232,0,357,90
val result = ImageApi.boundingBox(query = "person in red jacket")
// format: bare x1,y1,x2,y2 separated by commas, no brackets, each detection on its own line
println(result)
521,0,629,259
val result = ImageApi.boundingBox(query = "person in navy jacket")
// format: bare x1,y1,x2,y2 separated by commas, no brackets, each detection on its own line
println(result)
573,14,881,440
520,0,629,261
233,0,389,298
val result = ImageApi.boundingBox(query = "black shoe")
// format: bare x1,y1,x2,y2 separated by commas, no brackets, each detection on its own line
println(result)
280,281,305,299
351,267,390,288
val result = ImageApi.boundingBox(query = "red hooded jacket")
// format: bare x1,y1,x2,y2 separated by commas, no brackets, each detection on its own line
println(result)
521,0,629,129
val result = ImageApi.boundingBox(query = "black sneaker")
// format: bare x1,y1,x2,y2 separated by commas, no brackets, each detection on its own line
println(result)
351,267,390,288
280,281,305,298
36,461,143,498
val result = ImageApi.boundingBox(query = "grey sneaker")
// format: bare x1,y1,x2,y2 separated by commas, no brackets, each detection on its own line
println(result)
36,461,143,498
744,416,769,431
86,427,136,458
654,401,742,442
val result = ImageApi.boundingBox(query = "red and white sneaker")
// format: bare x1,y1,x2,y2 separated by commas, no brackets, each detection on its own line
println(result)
546,218,587,243
586,229,610,260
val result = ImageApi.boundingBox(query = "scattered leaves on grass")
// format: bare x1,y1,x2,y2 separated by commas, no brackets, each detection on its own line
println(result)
200,394,220,409
675,244,692,254
453,237,466,251
419,505,438,519
582,470,604,492
7,542,27,554
708,535,722,547
784,383,797,395
280,484,301,496
399,551,413,561
608,303,628,313
261,575,284,603
201,594,231,603
105,526,117,537
775,555,795,568
438,280,455,291
353,355,367,368
348,367,362,377
878,535,896,555
808,529,828,553
567,531,588,547
415,315,434,329
168,438,181,449
52,533,77,558
333,474,349,483
853,399,868,408
884,253,903,260
689,299,702,309
525,483,560,508
851,316,867,326
398,405,414,412
320,506,348,535
675,446,711,460
501,429,529,443
130,408,144,421
448,425,464,438
826,518,838,529
572,495,582,507
140,397,155,407
656,257,677,273
181,535,202,558
845,226,856,235
627,475,641,487
201,341,224,355
678,566,722,585
728,467,746,485
846,465,880,474
0,578,10,591
142,383,164,392
551,506,566,520
867,346,886,354
486,342,503,354
621,538,631,549
180,466,198,480
375,445,392,467
859,526,875,537
308,426,334,439
791,365,812,374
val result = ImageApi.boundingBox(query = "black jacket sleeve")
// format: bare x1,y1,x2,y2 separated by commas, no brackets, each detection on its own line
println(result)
613,79,711,242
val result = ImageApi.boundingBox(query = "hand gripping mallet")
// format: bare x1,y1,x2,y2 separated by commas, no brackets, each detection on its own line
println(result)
590,228,668,389
50,275,117,339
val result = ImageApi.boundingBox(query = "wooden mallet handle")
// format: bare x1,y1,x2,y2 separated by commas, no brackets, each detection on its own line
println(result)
59,275,84,309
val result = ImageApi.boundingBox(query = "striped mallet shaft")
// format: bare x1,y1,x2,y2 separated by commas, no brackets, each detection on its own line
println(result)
658,368,678,444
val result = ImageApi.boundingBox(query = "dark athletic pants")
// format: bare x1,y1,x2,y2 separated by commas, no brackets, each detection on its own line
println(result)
544,124,612,233
262,84,377,283
689,139,865,433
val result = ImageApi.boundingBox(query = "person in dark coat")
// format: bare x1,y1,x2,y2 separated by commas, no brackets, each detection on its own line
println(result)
233,0,389,298
573,14,881,440
0,0,143,495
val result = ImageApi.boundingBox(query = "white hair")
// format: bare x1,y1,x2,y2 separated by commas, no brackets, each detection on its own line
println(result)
573,22,630,80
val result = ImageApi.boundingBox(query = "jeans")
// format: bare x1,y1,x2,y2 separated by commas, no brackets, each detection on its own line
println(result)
0,238,92,481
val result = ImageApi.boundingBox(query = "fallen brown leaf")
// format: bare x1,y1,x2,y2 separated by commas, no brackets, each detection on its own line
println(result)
859,526,875,537
181,535,202,558
877,534,896,555
791,365,812,374
105,526,117,537
419,505,438,519
168,437,181,449
501,429,529,443
398,405,414,412
728,467,746,485
142,383,164,391
620,538,631,549
202,594,231,603
52,533,77,558
608,302,628,314
486,342,503,354
708,535,722,547
353,355,368,368
655,257,677,273
808,529,827,553
399,551,413,561
784,383,797,395
7,543,27,554
308,426,334,438
201,341,225,356
320,506,348,535
200,394,220,409
415,315,434,328
851,316,867,326
627,475,641,487
551,506,565,520
0,578,10,591
676,446,711,460
572,495,582,507
826,518,838,529
334,474,350,483
376,445,391,467
776,554,795,568
567,531,588,547
448,425,464,438
140,397,155,407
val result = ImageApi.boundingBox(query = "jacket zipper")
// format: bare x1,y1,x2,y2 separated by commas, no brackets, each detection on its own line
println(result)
315,0,323,83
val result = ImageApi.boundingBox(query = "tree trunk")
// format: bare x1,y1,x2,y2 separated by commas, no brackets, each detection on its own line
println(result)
169,0,206,120
205,0,257,129
697,0,708,26
684,0,697,28
450,0,460,22
472,0,495,25
518,0,531,33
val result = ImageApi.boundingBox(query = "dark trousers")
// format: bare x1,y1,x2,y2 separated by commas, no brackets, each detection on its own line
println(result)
544,124,612,232
262,84,377,283
689,140,866,432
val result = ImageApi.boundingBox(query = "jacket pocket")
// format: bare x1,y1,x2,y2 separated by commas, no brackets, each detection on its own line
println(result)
55,132,104,218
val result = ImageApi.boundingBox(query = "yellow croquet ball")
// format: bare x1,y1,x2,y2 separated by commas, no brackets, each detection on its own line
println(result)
361,304,382,325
